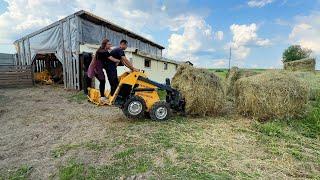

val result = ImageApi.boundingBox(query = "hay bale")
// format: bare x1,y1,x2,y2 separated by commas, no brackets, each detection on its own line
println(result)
226,67,241,98
34,70,51,83
284,58,316,72
235,71,309,120
172,64,226,116
293,72,320,100
226,67,259,99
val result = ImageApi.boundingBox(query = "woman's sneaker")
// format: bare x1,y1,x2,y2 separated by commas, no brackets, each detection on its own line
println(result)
100,97,109,104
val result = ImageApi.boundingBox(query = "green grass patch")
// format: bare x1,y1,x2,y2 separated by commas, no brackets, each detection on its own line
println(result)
0,165,33,180
0,95,8,101
0,95,9,106
209,69,228,79
162,164,233,179
113,148,135,159
294,72,320,101
157,89,167,100
84,141,106,151
52,141,109,158
287,100,320,138
254,98,320,161
59,160,85,180
209,68,267,80
256,98,320,139
60,158,153,179
67,92,87,104
151,129,174,148
255,121,291,138
214,71,228,79
289,148,304,160
51,144,82,158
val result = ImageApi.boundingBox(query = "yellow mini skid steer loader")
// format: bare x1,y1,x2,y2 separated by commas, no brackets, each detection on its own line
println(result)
88,71,185,121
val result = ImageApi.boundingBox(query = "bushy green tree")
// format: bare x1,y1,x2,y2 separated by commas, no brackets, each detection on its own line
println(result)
282,45,312,62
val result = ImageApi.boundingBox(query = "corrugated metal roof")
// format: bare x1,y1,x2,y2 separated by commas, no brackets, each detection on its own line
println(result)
77,11,165,49
14,10,165,50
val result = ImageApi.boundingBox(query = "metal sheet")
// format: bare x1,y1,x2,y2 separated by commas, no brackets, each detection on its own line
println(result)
80,18,162,57
80,18,104,45
23,39,31,65
70,17,80,89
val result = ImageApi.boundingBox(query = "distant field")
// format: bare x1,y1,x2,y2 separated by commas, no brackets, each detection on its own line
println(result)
209,68,268,79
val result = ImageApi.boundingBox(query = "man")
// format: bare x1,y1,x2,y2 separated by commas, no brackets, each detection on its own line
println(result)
82,52,93,95
107,39,139,96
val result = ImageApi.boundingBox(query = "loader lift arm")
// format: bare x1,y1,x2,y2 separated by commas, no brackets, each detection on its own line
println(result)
136,76,185,112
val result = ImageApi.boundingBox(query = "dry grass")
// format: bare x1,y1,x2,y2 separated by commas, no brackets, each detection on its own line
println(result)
172,64,226,116
235,71,310,121
0,85,319,179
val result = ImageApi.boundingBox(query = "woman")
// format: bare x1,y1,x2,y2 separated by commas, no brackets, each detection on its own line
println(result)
88,39,120,103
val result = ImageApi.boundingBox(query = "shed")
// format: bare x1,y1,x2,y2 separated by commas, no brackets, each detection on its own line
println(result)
14,10,165,90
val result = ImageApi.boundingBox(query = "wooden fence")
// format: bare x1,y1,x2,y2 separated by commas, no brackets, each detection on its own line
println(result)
0,65,33,88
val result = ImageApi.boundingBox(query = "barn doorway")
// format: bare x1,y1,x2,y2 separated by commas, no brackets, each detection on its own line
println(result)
32,53,64,86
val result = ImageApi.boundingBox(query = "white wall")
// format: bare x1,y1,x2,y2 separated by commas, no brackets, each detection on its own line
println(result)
130,53,177,83
95,52,178,91
80,44,177,91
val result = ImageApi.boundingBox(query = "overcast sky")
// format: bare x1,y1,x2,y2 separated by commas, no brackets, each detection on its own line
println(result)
0,0,319,69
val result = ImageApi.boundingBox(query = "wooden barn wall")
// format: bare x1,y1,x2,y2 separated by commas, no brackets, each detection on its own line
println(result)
0,65,33,87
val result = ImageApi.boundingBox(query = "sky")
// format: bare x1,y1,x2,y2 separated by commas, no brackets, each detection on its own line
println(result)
0,0,319,69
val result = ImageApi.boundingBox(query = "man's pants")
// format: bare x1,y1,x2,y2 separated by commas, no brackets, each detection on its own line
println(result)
83,72,92,95
106,64,119,96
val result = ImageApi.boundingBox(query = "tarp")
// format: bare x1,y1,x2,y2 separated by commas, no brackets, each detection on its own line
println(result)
29,25,63,63
80,18,161,57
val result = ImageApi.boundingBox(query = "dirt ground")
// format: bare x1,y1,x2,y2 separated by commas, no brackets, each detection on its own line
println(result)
0,86,126,179
0,86,319,179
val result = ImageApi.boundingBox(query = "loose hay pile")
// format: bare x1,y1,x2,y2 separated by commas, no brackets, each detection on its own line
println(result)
284,58,316,72
34,70,53,85
226,67,258,99
172,64,226,116
235,71,310,120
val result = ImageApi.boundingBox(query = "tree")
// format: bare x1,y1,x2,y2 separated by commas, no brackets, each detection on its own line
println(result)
282,45,312,62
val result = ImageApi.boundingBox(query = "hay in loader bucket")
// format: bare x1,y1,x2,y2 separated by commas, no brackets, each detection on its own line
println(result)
226,67,258,100
172,64,226,116
235,71,310,121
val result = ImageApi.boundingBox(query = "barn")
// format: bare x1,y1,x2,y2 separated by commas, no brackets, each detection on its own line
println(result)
14,10,178,90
